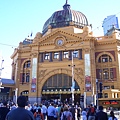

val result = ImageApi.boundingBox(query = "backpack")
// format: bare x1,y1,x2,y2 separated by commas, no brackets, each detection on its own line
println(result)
90,107,95,113
62,112,71,120
36,113,41,120
63,113,67,120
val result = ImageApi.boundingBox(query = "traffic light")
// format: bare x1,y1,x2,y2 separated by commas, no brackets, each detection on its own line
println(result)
98,93,102,98
99,82,102,92
80,95,84,102
99,82,103,98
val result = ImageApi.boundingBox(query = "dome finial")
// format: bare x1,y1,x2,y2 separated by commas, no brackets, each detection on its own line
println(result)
66,0,68,4
63,0,70,10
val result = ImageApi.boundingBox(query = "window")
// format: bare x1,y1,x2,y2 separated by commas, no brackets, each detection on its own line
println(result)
99,69,102,79
26,73,30,82
23,61,31,68
42,74,79,91
104,86,110,90
73,50,78,58
54,52,59,59
44,53,49,60
103,68,109,79
104,93,108,98
98,68,116,81
111,85,114,89
110,68,114,79
63,51,69,58
98,54,112,63
22,73,30,83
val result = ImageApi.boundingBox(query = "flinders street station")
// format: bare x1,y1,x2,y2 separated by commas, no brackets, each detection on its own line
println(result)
1,1,120,109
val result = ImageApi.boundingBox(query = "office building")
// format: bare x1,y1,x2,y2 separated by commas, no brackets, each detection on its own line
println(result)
102,15,119,35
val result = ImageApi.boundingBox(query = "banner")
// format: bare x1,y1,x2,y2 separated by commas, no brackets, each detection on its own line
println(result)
31,58,37,92
85,54,91,91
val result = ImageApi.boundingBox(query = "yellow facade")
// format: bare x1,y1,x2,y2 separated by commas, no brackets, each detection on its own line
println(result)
10,2,120,107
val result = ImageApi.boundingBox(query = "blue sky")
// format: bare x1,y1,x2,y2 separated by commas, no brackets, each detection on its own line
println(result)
0,0,120,78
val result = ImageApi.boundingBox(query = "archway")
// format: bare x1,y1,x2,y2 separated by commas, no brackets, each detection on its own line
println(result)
41,73,81,104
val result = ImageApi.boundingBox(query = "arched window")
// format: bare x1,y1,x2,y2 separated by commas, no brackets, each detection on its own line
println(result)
98,54,112,63
42,74,80,91
23,60,31,68
22,60,30,84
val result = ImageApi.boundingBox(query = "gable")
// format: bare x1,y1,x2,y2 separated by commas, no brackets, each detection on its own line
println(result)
33,29,83,46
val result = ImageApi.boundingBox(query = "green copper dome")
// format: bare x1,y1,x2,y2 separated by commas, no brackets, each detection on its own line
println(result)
42,1,89,34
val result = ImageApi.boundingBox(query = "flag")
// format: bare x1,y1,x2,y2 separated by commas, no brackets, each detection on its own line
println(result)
30,32,33,37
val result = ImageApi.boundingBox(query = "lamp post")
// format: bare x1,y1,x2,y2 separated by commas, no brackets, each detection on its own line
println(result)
70,51,75,105
0,59,4,90
68,42,83,105
96,79,99,109
15,88,18,104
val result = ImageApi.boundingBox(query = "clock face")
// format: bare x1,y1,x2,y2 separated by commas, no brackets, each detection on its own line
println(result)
57,40,63,45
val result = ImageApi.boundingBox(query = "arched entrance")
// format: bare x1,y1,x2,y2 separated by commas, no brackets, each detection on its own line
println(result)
41,73,81,104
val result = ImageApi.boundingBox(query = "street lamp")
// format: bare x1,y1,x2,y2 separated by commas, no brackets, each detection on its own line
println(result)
68,51,75,105
68,42,83,105
15,88,18,104
96,79,99,109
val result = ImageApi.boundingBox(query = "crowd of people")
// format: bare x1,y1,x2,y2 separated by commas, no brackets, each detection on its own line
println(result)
0,95,118,120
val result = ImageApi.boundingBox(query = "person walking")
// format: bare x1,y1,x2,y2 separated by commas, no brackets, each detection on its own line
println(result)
108,111,118,120
34,108,44,120
54,104,58,120
77,105,82,120
0,101,10,120
6,96,34,120
10,103,16,110
69,104,75,120
95,106,108,120
47,102,55,120
42,103,47,120
81,108,87,120
61,106,72,120
88,104,96,120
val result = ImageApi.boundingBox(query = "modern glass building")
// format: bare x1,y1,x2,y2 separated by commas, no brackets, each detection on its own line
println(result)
102,15,119,35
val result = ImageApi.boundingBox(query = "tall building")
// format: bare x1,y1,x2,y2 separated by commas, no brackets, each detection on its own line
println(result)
102,15,119,35
1,1,120,108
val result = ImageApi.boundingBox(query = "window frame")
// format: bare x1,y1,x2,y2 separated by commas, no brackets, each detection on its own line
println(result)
63,51,69,59
54,52,59,59
44,53,50,60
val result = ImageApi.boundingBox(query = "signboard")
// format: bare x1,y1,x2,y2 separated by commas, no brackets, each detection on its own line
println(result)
103,101,118,105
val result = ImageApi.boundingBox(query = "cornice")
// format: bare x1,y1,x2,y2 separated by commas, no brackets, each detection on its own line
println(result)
27,29,96,47
83,37,96,41
96,62,116,68
95,41,116,46
18,50,31,53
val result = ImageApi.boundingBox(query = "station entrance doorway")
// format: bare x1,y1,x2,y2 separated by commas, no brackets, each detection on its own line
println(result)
41,73,81,104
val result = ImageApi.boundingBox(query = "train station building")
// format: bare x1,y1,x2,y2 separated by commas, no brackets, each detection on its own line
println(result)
1,1,120,108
